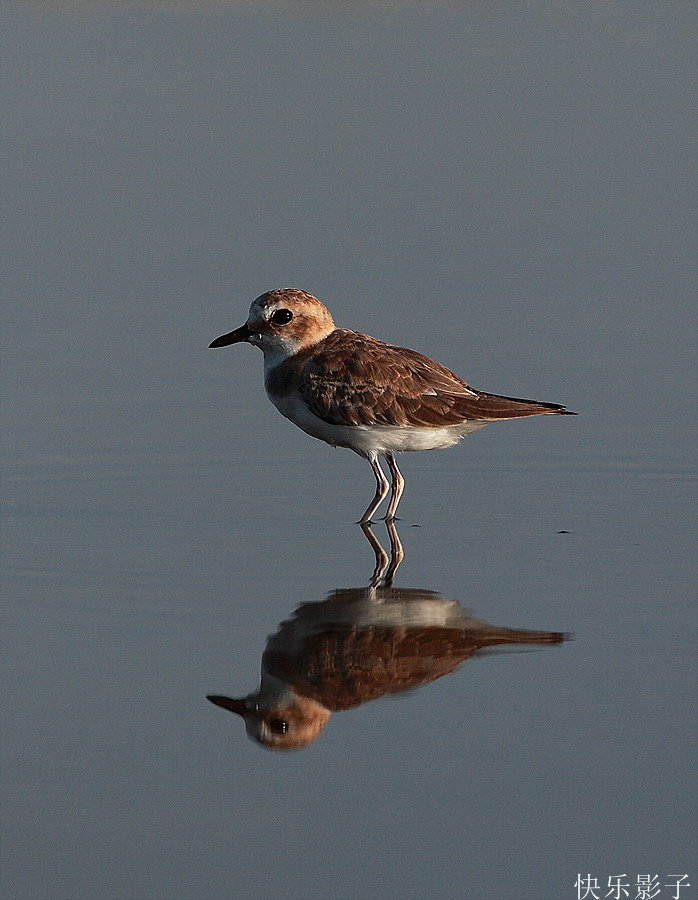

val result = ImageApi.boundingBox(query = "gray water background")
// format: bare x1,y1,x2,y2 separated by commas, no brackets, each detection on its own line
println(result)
2,3,696,899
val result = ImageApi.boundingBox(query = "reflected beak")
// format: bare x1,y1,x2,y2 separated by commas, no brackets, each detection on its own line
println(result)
206,694,248,717
209,324,251,348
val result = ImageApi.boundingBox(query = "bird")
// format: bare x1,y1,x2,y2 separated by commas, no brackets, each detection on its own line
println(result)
209,289,575,523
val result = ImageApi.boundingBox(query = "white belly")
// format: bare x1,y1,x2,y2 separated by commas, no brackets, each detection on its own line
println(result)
268,388,489,459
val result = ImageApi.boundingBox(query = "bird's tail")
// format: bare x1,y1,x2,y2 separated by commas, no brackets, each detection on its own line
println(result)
472,625,570,647
456,391,576,420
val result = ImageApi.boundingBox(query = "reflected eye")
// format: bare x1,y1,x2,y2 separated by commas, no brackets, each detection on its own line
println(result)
268,717,288,735
271,309,293,326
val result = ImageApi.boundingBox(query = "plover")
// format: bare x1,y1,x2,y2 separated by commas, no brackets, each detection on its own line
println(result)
209,289,575,522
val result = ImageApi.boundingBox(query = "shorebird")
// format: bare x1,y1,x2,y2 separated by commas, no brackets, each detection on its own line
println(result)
209,289,575,522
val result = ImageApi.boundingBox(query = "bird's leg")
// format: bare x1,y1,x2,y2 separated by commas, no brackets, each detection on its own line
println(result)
359,454,390,524
384,453,405,521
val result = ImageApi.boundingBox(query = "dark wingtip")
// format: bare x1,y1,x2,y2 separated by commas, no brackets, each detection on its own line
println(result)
549,630,574,643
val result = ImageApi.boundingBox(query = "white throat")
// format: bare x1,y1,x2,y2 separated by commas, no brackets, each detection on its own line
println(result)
250,333,301,375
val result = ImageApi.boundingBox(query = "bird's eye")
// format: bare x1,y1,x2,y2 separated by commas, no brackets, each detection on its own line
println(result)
268,717,288,735
271,309,293,326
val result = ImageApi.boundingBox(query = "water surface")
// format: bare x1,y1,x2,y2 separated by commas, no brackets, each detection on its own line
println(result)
2,4,696,899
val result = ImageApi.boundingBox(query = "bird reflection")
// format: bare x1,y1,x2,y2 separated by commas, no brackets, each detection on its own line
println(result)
207,523,568,750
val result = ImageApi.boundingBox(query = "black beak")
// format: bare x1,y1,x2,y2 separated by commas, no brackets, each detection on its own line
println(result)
206,695,248,717
209,324,251,348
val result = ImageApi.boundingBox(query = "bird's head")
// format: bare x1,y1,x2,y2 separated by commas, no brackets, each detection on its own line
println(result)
209,289,335,368
207,686,331,751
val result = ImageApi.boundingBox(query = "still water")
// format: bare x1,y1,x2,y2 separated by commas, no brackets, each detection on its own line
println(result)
2,3,696,899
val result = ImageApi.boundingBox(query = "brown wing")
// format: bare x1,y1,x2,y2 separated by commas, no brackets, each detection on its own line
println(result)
263,626,472,711
297,330,571,427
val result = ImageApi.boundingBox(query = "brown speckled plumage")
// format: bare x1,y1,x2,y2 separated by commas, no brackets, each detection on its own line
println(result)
275,328,570,428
